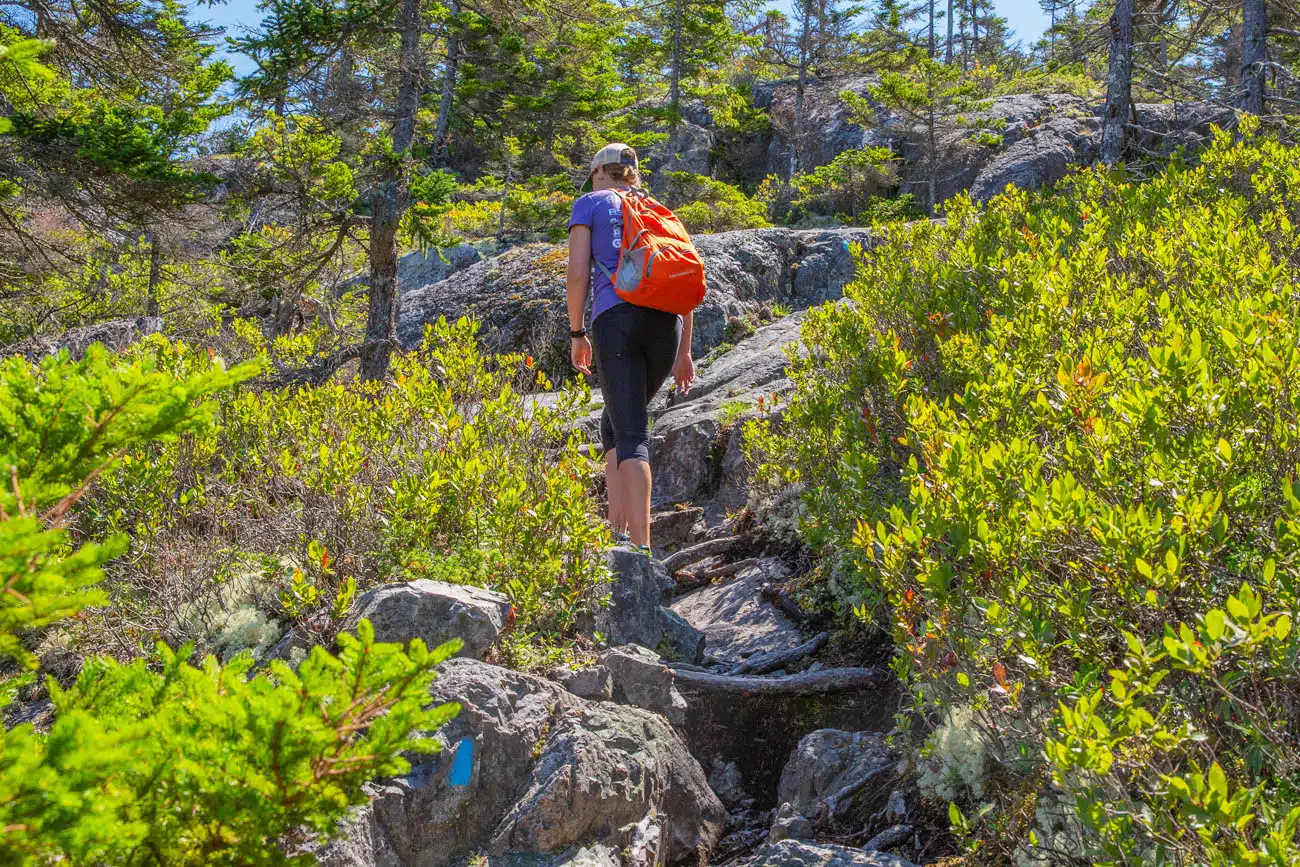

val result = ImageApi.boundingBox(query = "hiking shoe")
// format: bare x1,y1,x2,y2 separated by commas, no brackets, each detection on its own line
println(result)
615,532,631,543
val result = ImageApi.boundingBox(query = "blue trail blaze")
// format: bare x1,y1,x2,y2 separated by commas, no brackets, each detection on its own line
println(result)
448,737,474,787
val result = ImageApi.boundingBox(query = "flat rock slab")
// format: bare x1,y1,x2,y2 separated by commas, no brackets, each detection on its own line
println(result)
736,840,916,867
670,560,800,667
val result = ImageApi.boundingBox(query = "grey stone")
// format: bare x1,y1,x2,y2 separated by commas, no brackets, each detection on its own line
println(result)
769,803,814,844
708,758,749,809
601,644,689,726
650,507,706,553
6,316,164,361
670,560,800,667
559,664,614,701
316,658,725,867
658,606,706,665
340,580,511,660
590,548,673,648
649,313,807,509
736,840,916,867
757,75,895,177
395,228,875,384
777,730,896,823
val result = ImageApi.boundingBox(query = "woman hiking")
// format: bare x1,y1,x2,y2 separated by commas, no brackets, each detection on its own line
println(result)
566,143,697,551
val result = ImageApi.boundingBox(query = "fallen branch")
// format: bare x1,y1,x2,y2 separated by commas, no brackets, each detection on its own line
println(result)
727,632,828,676
663,536,739,572
668,665,887,696
760,581,807,624
821,764,895,822
674,557,762,594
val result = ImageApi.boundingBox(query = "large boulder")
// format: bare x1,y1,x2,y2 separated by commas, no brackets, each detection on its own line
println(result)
649,312,806,510
316,658,726,867
340,580,511,660
395,228,874,381
601,644,688,725
582,548,706,663
735,840,916,867
777,730,897,822
754,75,895,177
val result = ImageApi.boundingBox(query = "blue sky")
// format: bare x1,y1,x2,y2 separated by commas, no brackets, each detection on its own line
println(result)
197,0,1051,76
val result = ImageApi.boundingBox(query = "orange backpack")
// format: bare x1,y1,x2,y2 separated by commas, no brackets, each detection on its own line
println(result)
593,188,706,315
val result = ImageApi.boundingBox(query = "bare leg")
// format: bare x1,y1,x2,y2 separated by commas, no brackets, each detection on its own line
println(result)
618,458,653,547
605,449,627,537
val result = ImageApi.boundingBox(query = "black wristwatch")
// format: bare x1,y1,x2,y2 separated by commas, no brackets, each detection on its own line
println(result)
570,327,588,339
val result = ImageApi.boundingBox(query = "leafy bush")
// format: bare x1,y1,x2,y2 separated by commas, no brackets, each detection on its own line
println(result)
750,124,1300,862
0,345,459,863
788,147,914,225
660,171,770,234
77,316,609,669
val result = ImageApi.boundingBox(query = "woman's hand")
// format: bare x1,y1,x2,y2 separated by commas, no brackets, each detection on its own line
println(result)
571,335,593,376
672,350,695,395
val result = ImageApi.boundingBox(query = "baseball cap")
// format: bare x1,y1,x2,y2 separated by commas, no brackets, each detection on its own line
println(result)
580,143,639,193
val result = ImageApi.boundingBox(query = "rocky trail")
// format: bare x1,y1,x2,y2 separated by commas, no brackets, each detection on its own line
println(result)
308,228,926,867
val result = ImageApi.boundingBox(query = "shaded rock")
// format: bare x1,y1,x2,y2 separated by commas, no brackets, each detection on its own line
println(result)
736,840,916,867
769,803,814,844
6,316,164,361
558,664,614,701
650,506,706,554
969,114,1095,203
341,580,510,660
659,606,706,665
708,758,749,809
601,644,688,725
317,658,724,867
670,560,800,667
777,730,896,824
669,664,898,807
395,228,873,382
649,313,807,509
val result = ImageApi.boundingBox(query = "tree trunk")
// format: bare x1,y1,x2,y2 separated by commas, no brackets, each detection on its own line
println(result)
669,0,684,159
971,0,979,59
927,70,937,215
959,0,969,70
946,0,954,63
146,229,161,317
1239,0,1266,114
433,0,461,164
1049,5,1056,59
928,0,936,56
789,8,810,182
1100,0,1135,165
360,0,424,382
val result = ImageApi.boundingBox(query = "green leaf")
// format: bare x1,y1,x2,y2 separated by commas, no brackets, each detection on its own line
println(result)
1216,438,1232,462
1204,609,1226,641
1208,762,1228,800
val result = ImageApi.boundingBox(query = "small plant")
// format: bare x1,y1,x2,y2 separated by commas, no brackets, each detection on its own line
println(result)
718,399,750,429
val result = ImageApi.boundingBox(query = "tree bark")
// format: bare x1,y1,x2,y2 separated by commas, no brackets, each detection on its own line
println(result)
945,0,954,63
433,0,461,164
1100,0,1135,165
1240,0,1266,114
146,229,161,317
360,0,424,382
668,0,684,159
789,5,810,182
928,0,936,56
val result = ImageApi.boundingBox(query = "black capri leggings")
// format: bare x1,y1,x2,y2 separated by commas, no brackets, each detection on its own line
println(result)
593,303,682,466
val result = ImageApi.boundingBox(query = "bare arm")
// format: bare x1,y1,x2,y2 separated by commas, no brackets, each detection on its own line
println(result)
673,311,695,394
566,226,593,375
566,226,591,332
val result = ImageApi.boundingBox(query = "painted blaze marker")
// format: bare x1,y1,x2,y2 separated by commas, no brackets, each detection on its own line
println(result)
449,736,474,787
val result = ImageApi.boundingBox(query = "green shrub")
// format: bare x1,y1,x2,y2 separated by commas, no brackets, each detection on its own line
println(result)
660,171,770,234
750,123,1300,862
79,316,609,668
0,345,459,863
789,147,912,225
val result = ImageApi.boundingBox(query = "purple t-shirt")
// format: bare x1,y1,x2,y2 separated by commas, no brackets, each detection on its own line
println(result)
569,189,627,323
